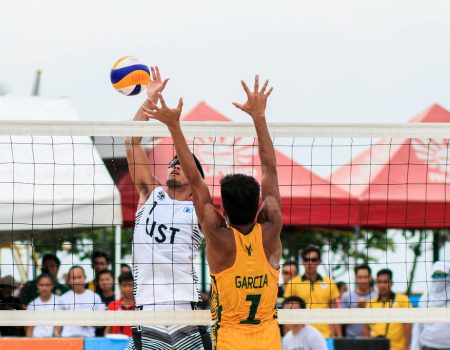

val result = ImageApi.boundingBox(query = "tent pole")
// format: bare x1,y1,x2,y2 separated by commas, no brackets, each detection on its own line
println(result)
115,225,122,284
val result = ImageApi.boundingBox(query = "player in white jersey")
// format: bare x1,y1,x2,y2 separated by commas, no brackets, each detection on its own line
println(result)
125,67,210,350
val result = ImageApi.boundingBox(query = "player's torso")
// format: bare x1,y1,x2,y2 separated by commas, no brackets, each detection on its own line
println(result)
133,187,203,305
210,224,279,329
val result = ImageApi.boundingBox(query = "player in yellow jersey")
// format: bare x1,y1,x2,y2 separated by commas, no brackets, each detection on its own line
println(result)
142,75,283,350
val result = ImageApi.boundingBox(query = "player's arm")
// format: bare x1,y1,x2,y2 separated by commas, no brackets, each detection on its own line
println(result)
25,326,33,337
124,67,168,204
233,76,283,233
142,94,225,234
404,323,412,350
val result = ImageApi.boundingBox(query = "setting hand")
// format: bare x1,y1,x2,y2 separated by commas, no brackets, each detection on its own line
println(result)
146,66,169,103
142,93,183,128
232,75,273,119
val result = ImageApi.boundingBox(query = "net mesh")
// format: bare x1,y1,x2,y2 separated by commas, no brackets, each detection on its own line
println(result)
0,120,448,327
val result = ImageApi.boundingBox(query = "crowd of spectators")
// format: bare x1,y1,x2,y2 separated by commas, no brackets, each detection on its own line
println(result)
0,250,135,338
0,245,449,350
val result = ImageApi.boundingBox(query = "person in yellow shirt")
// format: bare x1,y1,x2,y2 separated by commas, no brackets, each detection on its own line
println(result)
284,244,341,338
143,75,283,349
365,269,412,350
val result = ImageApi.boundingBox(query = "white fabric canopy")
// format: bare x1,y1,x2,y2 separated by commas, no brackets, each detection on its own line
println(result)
0,97,122,236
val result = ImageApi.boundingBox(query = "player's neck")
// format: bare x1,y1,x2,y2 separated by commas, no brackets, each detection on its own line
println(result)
230,223,255,235
167,185,191,201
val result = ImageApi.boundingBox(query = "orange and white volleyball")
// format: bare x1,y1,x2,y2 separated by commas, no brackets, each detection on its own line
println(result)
110,56,150,96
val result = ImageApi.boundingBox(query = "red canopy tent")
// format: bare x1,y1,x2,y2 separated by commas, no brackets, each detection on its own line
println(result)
117,102,358,227
332,104,450,228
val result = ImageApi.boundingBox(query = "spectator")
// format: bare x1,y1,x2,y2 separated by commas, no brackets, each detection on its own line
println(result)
282,296,328,350
279,260,298,302
0,275,25,336
19,253,69,305
26,274,63,337
335,281,348,307
104,272,135,337
88,250,110,292
60,266,104,338
365,269,411,350
411,261,450,350
96,269,115,306
339,264,377,338
120,263,132,275
284,244,341,338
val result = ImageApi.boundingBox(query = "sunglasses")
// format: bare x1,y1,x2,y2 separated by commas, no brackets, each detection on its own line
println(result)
303,258,319,263
168,158,181,168
432,272,448,279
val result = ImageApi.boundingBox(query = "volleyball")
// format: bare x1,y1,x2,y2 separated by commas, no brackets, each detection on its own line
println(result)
110,56,150,96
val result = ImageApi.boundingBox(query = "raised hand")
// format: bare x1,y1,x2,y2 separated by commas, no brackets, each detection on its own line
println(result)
146,66,169,103
232,75,273,119
142,92,183,129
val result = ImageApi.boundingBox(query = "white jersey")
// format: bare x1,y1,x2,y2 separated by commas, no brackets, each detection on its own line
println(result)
27,294,63,337
133,186,203,306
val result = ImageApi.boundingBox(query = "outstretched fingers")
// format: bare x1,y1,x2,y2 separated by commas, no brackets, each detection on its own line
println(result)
265,86,274,97
254,75,259,94
241,80,251,98
260,79,269,94
150,66,157,81
157,93,168,109
155,66,161,81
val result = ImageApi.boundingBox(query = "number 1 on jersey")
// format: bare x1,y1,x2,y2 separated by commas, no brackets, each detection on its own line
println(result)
240,294,261,325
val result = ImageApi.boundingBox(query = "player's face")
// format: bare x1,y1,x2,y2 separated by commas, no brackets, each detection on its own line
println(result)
166,159,189,187
98,273,114,293
302,251,320,275
69,268,86,293
37,277,54,298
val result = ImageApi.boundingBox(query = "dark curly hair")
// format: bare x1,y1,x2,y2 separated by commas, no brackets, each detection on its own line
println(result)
220,174,260,225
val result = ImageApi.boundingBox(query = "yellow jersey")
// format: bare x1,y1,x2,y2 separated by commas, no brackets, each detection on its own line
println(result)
368,293,411,350
284,274,340,338
210,224,281,350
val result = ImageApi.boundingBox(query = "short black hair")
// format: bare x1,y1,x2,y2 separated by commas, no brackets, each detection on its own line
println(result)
68,265,85,277
92,250,110,264
337,281,347,289
283,296,306,309
95,269,114,284
42,253,61,268
36,273,54,284
172,154,205,179
301,244,321,261
118,271,133,284
283,260,298,268
377,268,393,280
220,174,260,225
354,264,372,276
121,263,132,271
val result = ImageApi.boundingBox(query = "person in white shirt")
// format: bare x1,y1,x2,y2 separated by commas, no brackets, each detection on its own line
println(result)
411,261,450,350
283,296,328,350
26,274,63,337
60,266,104,338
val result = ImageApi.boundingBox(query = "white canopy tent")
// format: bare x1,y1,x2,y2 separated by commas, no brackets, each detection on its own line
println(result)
0,96,122,281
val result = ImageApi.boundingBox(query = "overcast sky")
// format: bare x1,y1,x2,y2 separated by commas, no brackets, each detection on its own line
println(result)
2,0,450,123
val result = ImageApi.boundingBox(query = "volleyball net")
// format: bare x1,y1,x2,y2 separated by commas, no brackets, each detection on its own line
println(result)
0,120,449,326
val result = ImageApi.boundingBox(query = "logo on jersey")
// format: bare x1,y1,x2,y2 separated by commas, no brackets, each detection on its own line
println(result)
157,191,165,201
244,244,253,257
183,207,193,214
